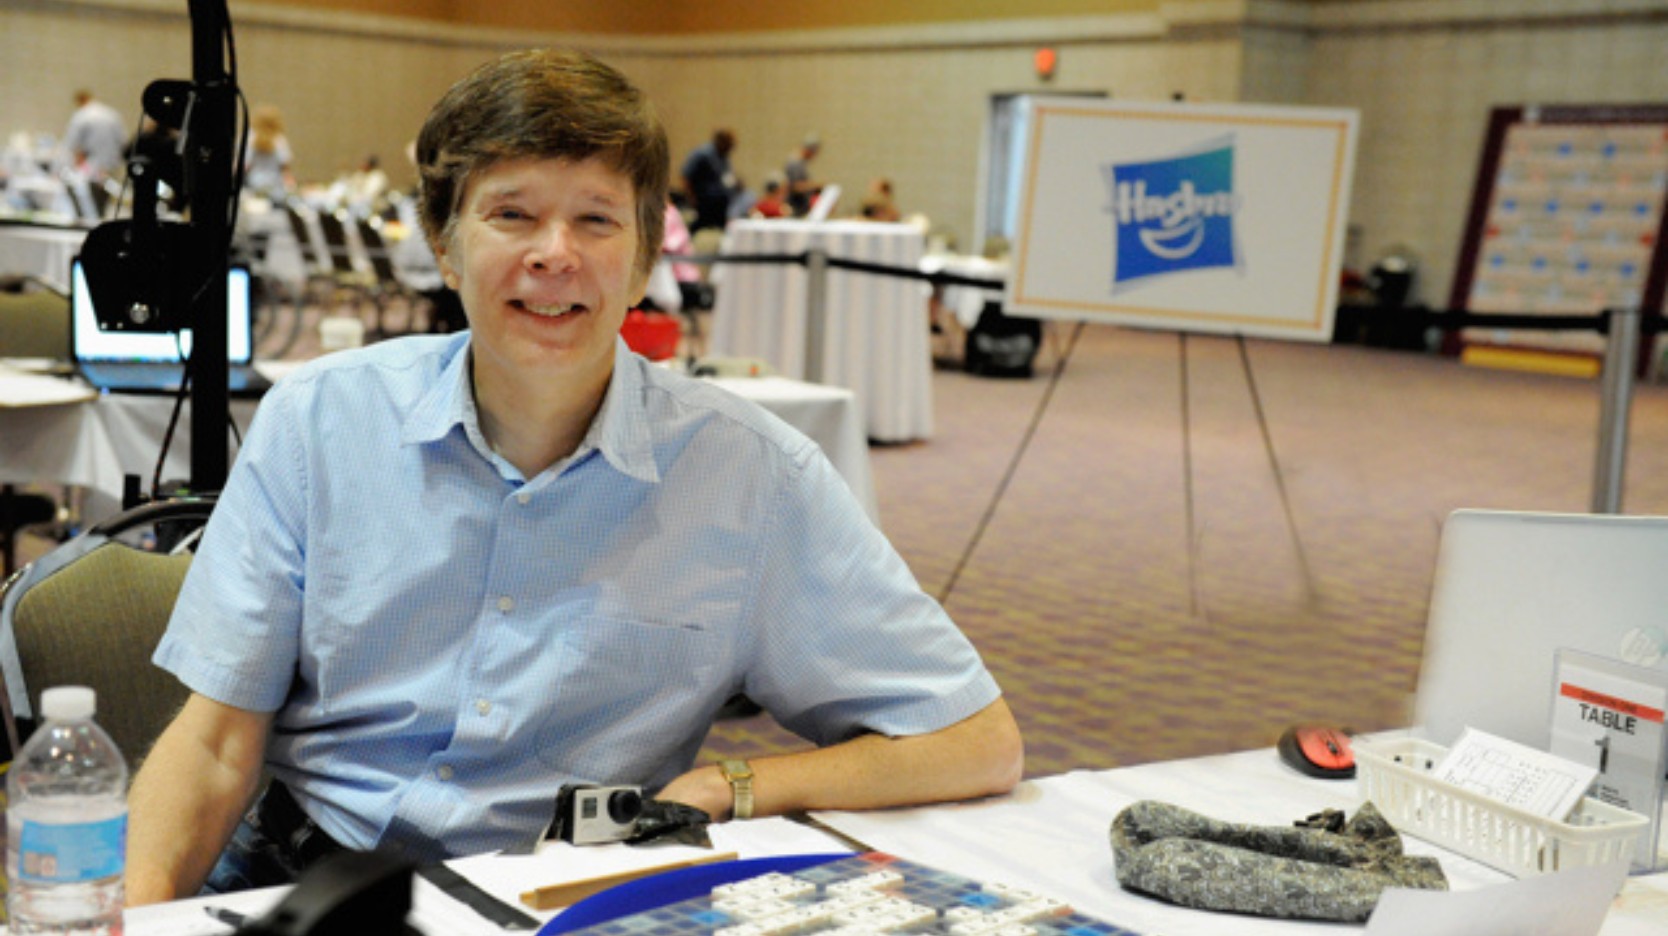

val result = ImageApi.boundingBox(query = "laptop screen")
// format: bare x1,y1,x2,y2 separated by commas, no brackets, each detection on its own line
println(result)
1414,509,1668,750
70,258,253,364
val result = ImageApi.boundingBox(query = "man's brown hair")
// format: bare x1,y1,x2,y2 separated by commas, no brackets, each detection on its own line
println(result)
416,49,669,278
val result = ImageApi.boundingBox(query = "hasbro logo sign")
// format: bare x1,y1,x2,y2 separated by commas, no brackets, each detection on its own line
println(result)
1103,137,1242,292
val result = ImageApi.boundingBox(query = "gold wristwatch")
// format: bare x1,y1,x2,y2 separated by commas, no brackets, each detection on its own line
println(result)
717,758,755,820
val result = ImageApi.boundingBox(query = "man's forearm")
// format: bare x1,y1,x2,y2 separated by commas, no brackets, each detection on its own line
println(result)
126,698,271,905
660,697,1024,821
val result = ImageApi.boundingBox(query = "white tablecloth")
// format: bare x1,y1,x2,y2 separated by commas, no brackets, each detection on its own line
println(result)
812,745,1666,936
709,219,933,443
921,253,1009,329
0,364,877,527
0,223,87,292
709,375,877,523
105,747,1668,936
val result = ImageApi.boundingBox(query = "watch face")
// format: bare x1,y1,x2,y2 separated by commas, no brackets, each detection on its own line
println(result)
722,760,753,780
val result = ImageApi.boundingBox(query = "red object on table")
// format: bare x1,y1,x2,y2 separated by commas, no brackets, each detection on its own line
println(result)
620,310,681,361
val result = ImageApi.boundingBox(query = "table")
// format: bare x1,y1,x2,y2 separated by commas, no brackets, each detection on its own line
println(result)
921,253,1008,330
0,363,878,526
709,375,877,523
709,219,934,443
109,745,1666,936
811,744,1665,935
0,222,87,293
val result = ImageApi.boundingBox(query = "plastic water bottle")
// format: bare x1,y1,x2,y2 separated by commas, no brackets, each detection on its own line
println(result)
6,686,127,935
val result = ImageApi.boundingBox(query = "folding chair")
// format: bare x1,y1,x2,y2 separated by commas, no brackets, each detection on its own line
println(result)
0,496,216,765
354,217,418,336
0,288,75,573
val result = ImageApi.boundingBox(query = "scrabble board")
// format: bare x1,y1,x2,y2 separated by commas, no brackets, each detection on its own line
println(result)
556,853,1142,936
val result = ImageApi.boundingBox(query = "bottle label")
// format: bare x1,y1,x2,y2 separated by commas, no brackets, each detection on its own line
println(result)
16,814,127,883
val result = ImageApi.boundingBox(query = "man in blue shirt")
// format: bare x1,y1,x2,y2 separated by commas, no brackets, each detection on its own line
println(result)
63,89,128,180
126,49,1021,903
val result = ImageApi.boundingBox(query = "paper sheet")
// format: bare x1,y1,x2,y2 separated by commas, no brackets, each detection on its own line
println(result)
1433,727,1598,821
123,885,288,935
0,363,95,407
1365,861,1628,936
440,817,851,929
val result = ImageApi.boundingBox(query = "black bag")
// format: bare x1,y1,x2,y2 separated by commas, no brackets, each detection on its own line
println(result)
964,301,1040,378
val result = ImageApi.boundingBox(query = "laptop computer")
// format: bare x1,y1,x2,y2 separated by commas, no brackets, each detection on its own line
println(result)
69,257,270,396
1413,509,1668,750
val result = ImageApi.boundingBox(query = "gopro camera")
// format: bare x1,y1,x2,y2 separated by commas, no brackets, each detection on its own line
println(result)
551,784,645,845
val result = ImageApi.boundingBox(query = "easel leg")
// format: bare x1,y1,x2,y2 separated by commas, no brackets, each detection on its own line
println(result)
1178,333,1202,619
1235,334,1317,604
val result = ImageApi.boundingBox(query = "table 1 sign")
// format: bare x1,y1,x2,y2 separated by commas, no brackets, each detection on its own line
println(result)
1549,647,1668,872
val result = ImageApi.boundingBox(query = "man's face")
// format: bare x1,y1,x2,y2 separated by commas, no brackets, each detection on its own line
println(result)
437,156,647,397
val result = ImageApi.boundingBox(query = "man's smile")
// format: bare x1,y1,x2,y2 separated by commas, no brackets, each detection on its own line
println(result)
510,299,588,318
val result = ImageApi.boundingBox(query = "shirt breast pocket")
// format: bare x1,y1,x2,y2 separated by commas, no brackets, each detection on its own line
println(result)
531,614,733,781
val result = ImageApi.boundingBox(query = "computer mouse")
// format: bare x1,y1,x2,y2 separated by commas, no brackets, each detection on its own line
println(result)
1277,724,1356,779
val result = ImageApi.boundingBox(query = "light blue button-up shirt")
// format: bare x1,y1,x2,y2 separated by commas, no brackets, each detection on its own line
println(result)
155,334,999,860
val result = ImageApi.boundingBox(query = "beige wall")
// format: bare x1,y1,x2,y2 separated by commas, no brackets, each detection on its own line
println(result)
5,0,1666,306
216,0,1190,35
611,23,1246,257
1283,1,1668,307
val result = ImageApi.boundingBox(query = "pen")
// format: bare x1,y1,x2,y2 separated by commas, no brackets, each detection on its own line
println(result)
204,905,248,928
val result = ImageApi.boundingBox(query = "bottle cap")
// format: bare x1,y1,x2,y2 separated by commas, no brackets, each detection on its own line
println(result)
40,685,96,721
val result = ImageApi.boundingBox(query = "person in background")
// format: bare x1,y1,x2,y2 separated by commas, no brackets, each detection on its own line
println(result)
125,47,1022,903
679,128,737,233
784,134,821,217
243,105,294,202
63,89,127,180
751,174,787,218
343,154,389,215
726,175,758,221
860,177,901,222
662,197,702,286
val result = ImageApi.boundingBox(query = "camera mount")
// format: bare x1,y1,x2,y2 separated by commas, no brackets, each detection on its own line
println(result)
78,0,239,493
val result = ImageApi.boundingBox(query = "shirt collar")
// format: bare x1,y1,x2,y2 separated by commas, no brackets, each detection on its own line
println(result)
402,336,660,485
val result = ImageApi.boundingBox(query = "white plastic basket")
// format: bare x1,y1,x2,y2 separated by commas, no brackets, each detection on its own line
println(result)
1354,736,1649,878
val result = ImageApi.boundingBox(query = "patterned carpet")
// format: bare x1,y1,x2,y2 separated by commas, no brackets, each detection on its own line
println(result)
700,323,1668,778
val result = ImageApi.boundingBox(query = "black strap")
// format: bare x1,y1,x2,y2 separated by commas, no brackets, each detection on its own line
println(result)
417,862,542,931
255,781,346,869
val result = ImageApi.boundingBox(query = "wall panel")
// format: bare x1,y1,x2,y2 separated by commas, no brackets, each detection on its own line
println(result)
5,0,1664,308
1305,6,1668,307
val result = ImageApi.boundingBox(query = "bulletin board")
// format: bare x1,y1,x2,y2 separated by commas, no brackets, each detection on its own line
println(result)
1448,104,1668,358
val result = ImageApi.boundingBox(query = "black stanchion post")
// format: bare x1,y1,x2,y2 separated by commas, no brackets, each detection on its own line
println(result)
803,248,829,385
1593,306,1640,514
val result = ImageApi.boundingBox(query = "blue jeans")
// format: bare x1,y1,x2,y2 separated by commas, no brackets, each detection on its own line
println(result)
201,783,346,895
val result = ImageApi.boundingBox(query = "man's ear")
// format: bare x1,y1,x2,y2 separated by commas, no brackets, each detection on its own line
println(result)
435,241,461,292
630,267,650,308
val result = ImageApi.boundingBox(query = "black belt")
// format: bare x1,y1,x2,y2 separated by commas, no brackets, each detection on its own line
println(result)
254,780,347,870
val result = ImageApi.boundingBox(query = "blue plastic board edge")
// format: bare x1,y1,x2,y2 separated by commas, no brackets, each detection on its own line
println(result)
537,853,851,935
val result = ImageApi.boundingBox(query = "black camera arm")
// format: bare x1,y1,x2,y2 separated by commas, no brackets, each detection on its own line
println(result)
78,0,238,492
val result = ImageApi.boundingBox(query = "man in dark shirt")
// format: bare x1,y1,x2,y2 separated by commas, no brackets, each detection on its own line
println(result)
680,128,737,232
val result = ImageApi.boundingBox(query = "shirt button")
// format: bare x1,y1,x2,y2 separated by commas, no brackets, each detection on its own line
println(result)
498,596,515,612
476,699,491,716
517,492,531,505
437,765,454,781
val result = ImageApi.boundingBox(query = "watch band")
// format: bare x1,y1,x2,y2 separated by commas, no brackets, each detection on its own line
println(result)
718,758,755,820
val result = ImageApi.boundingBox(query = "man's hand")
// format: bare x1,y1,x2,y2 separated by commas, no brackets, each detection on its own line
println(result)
657,764,736,821
657,697,1022,822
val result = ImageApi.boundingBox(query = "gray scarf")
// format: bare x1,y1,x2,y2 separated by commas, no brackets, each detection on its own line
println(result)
1110,800,1447,922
